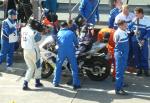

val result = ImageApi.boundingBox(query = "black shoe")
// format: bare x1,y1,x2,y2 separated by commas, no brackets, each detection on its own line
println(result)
136,69,142,76
23,81,30,90
23,85,31,90
115,89,128,95
53,84,59,87
73,85,81,90
35,83,44,87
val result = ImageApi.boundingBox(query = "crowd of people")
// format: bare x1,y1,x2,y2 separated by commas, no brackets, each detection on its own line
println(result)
0,0,150,95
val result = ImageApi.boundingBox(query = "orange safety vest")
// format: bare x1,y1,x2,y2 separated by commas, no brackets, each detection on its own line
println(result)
42,18,58,27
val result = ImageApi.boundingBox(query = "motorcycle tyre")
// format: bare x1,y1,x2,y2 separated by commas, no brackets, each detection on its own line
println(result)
85,58,110,81
41,61,54,78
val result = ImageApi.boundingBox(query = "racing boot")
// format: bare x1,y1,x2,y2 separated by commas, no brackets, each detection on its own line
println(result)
23,80,30,90
35,79,44,87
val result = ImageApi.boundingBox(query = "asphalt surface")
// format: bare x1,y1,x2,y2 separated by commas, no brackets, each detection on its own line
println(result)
0,62,150,103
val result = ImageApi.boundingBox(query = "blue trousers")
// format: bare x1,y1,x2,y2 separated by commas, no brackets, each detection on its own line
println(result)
132,40,148,70
115,51,128,91
0,40,15,67
53,48,80,86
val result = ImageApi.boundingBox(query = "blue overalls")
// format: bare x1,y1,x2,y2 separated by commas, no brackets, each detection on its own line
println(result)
129,17,150,70
79,0,100,24
108,7,120,28
0,18,17,67
114,28,129,91
53,28,80,86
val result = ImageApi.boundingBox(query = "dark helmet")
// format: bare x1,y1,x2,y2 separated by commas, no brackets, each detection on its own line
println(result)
28,17,44,32
46,13,58,22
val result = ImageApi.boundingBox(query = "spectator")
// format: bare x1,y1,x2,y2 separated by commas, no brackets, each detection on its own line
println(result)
114,20,129,95
108,0,123,28
21,18,43,90
52,21,81,90
79,0,100,25
114,5,135,69
0,9,18,71
114,4,135,29
129,7,150,76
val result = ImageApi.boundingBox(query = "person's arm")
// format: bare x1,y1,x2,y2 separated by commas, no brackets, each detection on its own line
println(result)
95,3,99,23
144,21,150,40
114,15,119,30
34,32,41,42
113,31,119,43
2,21,16,37
108,10,115,28
73,32,79,47
79,0,86,18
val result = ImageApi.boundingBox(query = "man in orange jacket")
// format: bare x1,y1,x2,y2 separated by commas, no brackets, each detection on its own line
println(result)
97,28,116,81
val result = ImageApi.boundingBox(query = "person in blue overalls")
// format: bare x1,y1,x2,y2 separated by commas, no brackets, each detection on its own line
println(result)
129,7,150,76
114,20,129,95
108,0,122,28
53,21,81,90
79,0,100,25
0,9,18,71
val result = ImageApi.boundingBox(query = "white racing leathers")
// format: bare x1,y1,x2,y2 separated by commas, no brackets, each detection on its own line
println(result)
21,26,42,82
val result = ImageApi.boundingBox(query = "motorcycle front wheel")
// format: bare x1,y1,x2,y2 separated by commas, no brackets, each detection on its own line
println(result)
41,61,54,78
85,58,111,81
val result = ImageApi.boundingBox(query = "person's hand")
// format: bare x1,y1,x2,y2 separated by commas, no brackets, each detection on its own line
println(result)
132,17,139,22
140,40,144,46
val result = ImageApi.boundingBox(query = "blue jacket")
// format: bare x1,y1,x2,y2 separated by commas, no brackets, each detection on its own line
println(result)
128,16,150,41
1,18,16,42
57,28,78,51
79,0,100,24
108,8,120,28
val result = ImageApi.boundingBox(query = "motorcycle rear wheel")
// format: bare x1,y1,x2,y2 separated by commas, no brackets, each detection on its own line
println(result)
41,61,54,78
85,58,111,81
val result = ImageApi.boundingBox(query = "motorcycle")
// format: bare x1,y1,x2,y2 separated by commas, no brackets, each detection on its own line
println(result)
40,33,111,81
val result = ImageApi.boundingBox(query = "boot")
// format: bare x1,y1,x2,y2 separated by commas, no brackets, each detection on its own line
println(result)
35,79,43,87
115,89,128,95
23,80,30,90
136,69,142,76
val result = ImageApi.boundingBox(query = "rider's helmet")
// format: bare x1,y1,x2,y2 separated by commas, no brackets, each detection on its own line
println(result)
28,17,44,32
